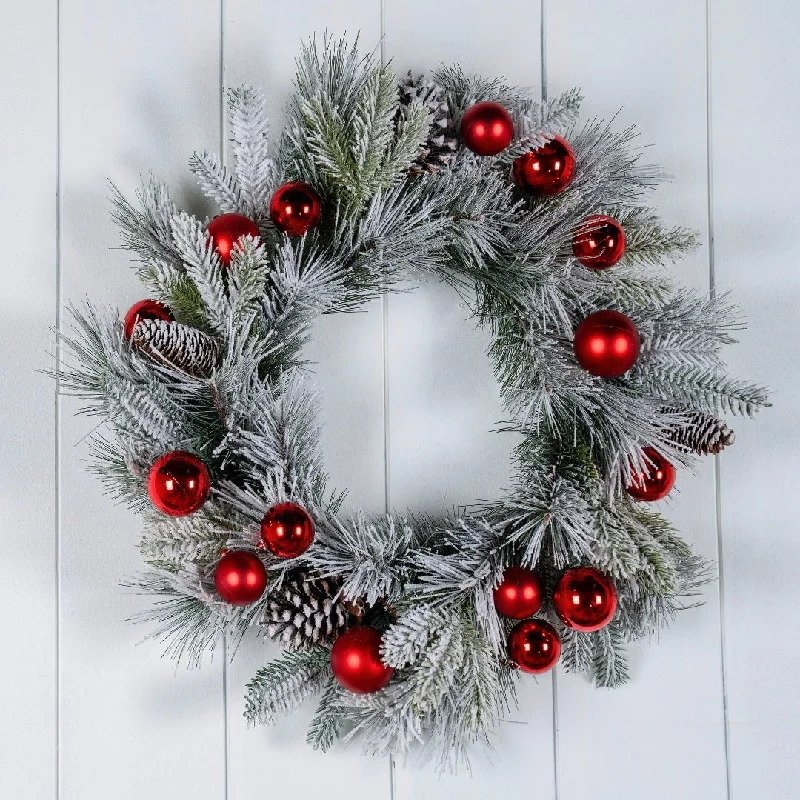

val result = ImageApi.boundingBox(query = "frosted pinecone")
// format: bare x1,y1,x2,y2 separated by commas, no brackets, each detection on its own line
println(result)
263,572,362,650
663,407,735,455
132,319,220,379
398,71,459,174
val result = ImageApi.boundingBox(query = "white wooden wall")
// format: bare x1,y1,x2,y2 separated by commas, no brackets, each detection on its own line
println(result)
1,2,798,798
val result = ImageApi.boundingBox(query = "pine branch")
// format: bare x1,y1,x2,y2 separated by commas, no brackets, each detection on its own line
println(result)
228,86,278,220
139,513,232,571
638,363,770,417
111,178,181,269
189,150,243,214
307,680,345,751
244,647,331,726
591,624,630,688
559,625,594,676
311,512,415,606
227,236,270,323
126,569,224,667
170,211,230,334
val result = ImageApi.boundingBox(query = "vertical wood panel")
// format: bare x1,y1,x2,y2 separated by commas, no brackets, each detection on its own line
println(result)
223,3,391,797
384,2,556,797
0,3,58,798
547,3,728,799
710,2,800,798
59,3,225,798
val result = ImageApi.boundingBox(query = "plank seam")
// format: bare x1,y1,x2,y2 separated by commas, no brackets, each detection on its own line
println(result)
55,0,63,796
541,5,559,799
705,2,733,798
379,4,396,799
220,2,230,798
540,0,548,103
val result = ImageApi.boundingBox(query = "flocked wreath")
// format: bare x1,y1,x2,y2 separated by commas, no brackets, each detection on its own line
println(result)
59,36,768,771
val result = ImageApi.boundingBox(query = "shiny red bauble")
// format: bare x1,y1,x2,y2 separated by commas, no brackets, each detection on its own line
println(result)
573,310,640,378
123,299,173,340
460,101,515,156
330,627,394,694
207,213,260,264
260,502,315,559
147,450,210,516
493,567,543,619
508,619,561,674
269,182,322,236
626,447,676,501
572,215,626,269
512,136,576,196
552,567,617,632
214,550,268,606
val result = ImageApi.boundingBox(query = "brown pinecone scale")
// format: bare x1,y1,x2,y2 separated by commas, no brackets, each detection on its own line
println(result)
663,407,736,455
263,572,363,650
398,71,459,174
132,319,220,379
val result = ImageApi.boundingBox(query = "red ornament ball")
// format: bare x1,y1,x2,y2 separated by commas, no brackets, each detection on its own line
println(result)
493,567,543,619
573,310,640,378
553,567,617,632
147,450,210,517
123,299,173,340
330,627,394,694
207,213,260,265
512,136,576,196
572,215,626,269
508,619,561,674
269,182,322,236
214,550,268,606
626,447,676,501
260,502,315,559
460,101,514,157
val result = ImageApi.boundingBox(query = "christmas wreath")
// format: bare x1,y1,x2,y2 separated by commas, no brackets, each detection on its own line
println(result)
59,36,768,771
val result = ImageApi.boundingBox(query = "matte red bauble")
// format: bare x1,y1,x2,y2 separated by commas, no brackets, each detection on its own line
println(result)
508,619,561,674
573,310,640,378
207,213,260,264
123,299,173,340
460,101,514,156
147,451,210,516
493,567,543,619
572,215,626,269
260,502,315,558
552,567,617,632
626,447,676,501
269,182,322,236
214,550,268,606
330,627,394,694
512,136,576,196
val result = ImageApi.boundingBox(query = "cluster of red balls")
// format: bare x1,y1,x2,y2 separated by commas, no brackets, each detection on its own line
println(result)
459,100,639,380
143,447,394,693
206,181,323,266
145,449,314,603
492,565,618,674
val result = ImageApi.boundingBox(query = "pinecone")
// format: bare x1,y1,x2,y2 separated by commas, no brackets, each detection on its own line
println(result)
132,319,220,379
663,407,735,455
263,572,363,650
398,71,459,174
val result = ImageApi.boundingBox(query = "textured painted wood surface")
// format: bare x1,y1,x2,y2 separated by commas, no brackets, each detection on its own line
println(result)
0,1,797,798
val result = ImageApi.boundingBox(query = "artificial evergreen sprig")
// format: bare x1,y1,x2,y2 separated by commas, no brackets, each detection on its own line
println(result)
59,35,768,771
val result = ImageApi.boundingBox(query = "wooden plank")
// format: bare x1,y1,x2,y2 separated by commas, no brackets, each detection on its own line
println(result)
709,2,800,798
547,2,728,798
384,2,557,797
58,3,226,797
0,3,58,798
223,4,391,797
